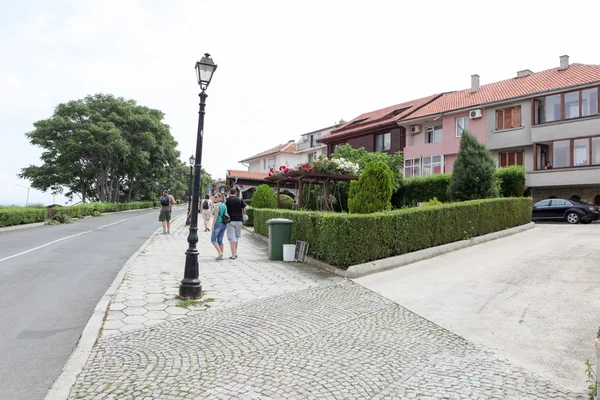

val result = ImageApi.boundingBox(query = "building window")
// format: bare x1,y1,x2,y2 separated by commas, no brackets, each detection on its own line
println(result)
375,132,391,152
456,117,469,137
308,152,317,163
495,106,521,130
553,140,571,168
499,150,524,167
426,126,442,143
574,139,589,166
310,135,315,148
263,159,266,170
593,137,600,165
534,87,599,124
403,158,421,178
266,158,275,169
564,91,580,119
422,155,444,175
583,88,599,117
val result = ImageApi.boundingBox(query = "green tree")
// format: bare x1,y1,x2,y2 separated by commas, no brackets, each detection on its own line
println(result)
20,94,180,203
163,164,215,202
448,130,497,201
348,161,394,214
252,184,277,209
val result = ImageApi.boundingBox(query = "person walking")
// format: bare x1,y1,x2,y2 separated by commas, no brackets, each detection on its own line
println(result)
159,189,176,235
211,193,228,260
201,194,213,232
225,189,248,259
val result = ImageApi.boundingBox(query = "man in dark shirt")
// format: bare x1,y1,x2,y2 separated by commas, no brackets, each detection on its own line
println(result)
225,189,248,259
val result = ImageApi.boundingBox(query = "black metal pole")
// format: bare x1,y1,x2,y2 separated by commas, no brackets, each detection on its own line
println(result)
186,165,193,225
179,90,207,298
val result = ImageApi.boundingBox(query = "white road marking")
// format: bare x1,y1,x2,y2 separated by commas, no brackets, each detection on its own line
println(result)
0,212,156,264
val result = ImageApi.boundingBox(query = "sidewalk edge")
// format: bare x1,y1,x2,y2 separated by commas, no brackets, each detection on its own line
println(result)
44,214,183,400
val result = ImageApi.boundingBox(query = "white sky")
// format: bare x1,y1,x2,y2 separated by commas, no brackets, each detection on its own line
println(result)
1,0,599,205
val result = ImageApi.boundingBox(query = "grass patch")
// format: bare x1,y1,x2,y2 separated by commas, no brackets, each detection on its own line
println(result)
176,299,200,308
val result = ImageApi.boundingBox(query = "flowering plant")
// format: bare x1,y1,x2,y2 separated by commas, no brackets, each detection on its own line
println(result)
268,165,292,177
311,157,359,175
297,163,313,173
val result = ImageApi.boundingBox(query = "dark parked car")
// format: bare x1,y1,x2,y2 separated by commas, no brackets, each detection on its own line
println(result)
532,198,600,224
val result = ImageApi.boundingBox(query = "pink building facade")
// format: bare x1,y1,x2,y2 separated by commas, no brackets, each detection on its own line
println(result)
398,110,486,177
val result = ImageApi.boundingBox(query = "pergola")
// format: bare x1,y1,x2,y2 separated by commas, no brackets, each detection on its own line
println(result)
265,170,358,210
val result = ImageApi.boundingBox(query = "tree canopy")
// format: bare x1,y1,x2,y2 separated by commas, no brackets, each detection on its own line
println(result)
20,94,211,203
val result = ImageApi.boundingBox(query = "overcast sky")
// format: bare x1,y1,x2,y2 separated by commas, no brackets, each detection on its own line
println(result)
1,0,599,205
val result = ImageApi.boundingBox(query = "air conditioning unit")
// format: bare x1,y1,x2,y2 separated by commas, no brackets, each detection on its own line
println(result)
469,109,483,119
409,125,421,134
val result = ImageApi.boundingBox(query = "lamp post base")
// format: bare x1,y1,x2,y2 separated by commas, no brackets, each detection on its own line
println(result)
179,280,202,298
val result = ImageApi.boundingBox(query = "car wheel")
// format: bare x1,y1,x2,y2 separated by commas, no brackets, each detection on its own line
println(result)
566,212,580,224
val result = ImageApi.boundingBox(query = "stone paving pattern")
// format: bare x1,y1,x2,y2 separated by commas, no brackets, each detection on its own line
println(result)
103,215,340,336
70,281,584,399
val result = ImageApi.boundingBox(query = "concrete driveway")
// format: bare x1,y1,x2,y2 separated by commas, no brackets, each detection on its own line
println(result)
356,222,600,392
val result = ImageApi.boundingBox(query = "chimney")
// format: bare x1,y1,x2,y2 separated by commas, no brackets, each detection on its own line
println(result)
559,55,569,70
517,69,533,78
471,74,480,93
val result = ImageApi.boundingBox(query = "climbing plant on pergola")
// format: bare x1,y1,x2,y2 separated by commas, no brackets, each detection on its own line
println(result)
265,170,358,210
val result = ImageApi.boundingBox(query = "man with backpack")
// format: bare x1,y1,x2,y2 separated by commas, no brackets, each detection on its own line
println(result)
159,189,176,234
225,189,248,259
200,194,213,232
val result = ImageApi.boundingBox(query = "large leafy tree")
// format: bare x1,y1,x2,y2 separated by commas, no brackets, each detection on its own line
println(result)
20,94,182,203
448,130,498,201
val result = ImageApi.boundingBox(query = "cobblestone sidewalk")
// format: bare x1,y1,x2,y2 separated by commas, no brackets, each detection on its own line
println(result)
70,281,583,400
103,214,340,336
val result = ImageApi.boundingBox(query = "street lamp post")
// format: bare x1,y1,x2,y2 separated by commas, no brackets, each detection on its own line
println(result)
179,53,217,298
15,184,31,206
186,154,195,225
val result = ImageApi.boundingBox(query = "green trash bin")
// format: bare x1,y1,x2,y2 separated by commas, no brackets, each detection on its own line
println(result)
266,218,295,261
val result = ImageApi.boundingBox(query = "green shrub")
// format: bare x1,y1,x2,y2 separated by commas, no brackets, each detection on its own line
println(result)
393,174,452,207
244,199,252,207
0,207,46,227
278,194,295,210
348,161,394,214
252,197,532,268
0,201,154,228
422,197,443,207
51,212,74,224
252,184,277,209
495,166,526,197
448,130,497,201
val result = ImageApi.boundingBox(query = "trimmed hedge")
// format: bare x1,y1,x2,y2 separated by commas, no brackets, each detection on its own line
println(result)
393,174,452,207
0,207,46,227
496,166,526,197
244,207,255,227
252,197,532,268
0,201,155,228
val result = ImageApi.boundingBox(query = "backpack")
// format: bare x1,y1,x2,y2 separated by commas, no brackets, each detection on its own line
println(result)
202,199,210,210
160,195,170,206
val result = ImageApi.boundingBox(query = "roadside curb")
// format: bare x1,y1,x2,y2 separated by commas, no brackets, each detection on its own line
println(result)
345,222,536,279
243,222,535,280
45,212,184,400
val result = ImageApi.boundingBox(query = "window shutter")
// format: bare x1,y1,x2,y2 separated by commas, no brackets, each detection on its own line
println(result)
512,106,521,128
496,110,503,130
504,109,512,130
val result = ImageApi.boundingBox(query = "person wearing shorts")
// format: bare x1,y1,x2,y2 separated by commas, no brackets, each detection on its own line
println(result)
211,193,228,260
201,194,213,232
158,190,176,234
225,188,248,259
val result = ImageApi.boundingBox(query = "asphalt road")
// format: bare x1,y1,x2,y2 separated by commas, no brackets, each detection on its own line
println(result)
0,207,185,400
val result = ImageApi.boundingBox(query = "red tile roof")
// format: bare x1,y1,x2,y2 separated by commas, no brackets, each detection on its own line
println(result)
320,94,442,141
239,141,297,163
226,170,269,180
407,63,600,120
